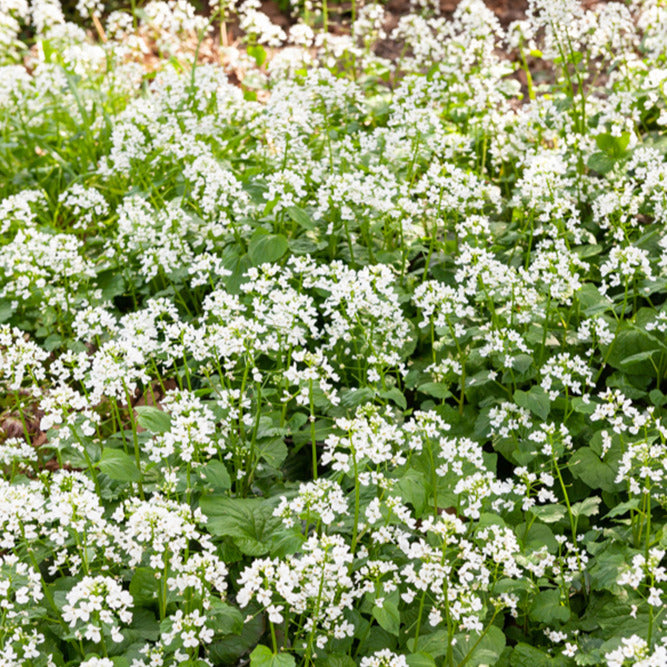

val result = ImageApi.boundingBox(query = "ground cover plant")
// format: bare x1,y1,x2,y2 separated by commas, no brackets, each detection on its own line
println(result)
1,0,667,664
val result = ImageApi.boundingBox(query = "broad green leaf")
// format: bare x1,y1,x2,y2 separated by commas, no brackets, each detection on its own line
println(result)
510,643,554,667
249,232,288,266
588,549,626,593
372,600,400,636
358,626,396,655
407,630,448,658
201,459,232,491
135,405,171,433
396,469,427,515
577,284,612,315
130,567,159,605
605,327,659,374
619,350,658,368
96,269,126,299
587,152,615,174
529,589,570,624
512,354,534,374
595,131,630,158
530,504,567,524
199,496,281,556
379,387,407,409
515,522,558,553
223,252,253,294
406,653,437,667
571,496,601,518
98,448,141,482
258,437,288,469
514,386,550,420
341,387,375,408
247,44,267,68
270,530,304,558
0,300,15,323
452,625,506,666
585,596,651,637
124,607,160,642
570,448,618,492
321,657,356,667
209,605,264,663
208,599,244,635
286,206,315,230
250,645,296,667
418,382,452,399
570,396,596,414
603,498,640,519
649,389,667,407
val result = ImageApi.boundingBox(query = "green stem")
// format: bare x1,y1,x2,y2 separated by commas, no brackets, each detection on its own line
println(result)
123,384,145,500
457,609,499,667
309,379,318,480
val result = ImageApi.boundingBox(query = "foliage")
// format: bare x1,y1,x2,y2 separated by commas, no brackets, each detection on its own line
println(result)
0,0,666,665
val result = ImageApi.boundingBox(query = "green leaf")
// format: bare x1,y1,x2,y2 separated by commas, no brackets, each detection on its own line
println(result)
585,597,650,637
529,589,570,624
512,354,534,374
96,268,126,299
135,405,172,433
418,382,452,399
571,396,596,414
223,252,253,294
396,469,427,515
125,607,160,642
588,548,626,594
619,350,658,368
321,657,356,667
570,448,618,492
250,645,296,667
595,131,630,158
249,232,288,266
199,496,281,556
406,653,437,667
209,604,264,663
98,448,141,482
130,567,158,605
577,284,612,315
286,206,316,230
587,152,615,174
372,600,400,636
514,386,550,420
0,300,16,323
201,460,232,491
510,643,554,667
571,496,601,518
605,327,659,374
43,334,63,351
515,522,558,553
530,504,567,524
341,387,375,408
603,498,640,519
452,625,506,666
379,387,407,410
208,599,244,635
649,389,667,407
407,630,448,658
258,438,288,469
247,44,267,68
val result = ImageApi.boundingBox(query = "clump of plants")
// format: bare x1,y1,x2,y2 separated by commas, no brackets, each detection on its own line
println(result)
0,0,666,665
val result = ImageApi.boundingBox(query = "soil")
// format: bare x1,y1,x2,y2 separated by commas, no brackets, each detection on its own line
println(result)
250,0,613,34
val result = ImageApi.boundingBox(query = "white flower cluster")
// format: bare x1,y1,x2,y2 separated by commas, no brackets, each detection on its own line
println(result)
62,575,133,644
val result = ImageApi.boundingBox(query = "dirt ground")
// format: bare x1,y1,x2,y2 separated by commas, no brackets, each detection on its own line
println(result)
252,0,607,32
